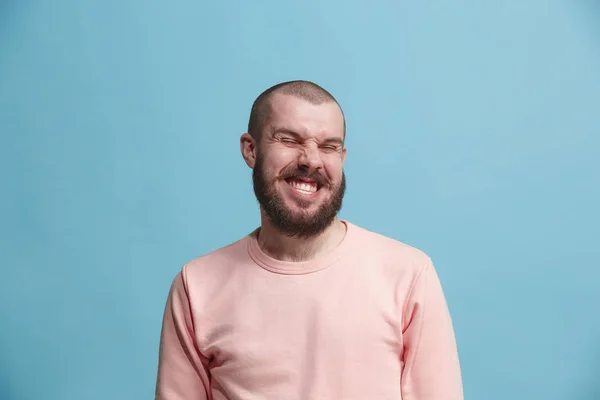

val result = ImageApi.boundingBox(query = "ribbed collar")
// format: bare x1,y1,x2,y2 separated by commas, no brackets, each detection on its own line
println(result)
246,220,355,275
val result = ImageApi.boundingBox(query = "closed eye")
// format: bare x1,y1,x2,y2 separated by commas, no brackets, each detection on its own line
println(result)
321,145,339,152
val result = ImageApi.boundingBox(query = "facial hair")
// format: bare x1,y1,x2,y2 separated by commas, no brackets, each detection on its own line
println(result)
252,152,346,239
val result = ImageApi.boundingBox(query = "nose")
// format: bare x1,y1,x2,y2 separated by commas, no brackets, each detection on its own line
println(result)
298,144,324,173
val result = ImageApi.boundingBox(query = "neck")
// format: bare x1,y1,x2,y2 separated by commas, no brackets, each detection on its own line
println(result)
255,214,346,262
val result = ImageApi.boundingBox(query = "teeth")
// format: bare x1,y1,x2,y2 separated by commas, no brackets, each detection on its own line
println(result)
289,180,317,193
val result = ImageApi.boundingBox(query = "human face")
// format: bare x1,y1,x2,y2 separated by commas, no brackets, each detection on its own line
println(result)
250,93,347,238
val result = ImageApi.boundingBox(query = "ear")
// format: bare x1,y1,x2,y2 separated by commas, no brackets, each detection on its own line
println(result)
240,133,258,168
342,146,347,165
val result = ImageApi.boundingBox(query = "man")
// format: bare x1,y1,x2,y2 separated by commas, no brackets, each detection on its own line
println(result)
155,80,463,399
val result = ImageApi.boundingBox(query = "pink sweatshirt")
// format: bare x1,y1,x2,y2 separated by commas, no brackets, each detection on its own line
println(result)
155,221,463,399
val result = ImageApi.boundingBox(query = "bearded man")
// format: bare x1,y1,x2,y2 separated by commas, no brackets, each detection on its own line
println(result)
155,80,463,400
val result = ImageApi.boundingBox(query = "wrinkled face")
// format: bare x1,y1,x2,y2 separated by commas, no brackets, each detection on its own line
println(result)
252,93,347,238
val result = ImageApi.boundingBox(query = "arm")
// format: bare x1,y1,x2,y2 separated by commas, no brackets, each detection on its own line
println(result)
155,268,211,400
400,259,463,400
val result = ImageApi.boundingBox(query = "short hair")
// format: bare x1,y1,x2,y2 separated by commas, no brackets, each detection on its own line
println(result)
247,80,346,142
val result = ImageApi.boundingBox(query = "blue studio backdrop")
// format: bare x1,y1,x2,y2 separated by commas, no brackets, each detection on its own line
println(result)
1,1,599,399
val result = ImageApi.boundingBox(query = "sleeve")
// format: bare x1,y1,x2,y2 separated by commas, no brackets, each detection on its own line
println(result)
400,258,464,400
155,268,212,400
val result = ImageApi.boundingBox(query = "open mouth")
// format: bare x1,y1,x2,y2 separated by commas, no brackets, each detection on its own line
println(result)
284,178,322,196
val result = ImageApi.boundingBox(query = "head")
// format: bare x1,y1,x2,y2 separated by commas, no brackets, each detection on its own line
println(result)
240,80,347,239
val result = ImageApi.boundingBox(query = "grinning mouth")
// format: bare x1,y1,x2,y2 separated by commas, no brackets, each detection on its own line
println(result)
284,178,322,195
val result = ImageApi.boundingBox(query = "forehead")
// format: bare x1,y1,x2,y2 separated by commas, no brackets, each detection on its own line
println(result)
266,93,344,139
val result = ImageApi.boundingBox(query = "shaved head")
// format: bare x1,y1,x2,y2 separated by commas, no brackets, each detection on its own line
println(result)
248,80,345,142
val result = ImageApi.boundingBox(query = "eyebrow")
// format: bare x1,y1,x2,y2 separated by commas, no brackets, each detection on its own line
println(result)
274,128,344,146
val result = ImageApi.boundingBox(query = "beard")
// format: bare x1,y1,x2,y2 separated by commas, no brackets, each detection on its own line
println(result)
252,152,346,239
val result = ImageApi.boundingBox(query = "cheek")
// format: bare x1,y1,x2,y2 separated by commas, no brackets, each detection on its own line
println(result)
323,158,344,180
275,148,300,162
265,149,299,170
258,155,288,181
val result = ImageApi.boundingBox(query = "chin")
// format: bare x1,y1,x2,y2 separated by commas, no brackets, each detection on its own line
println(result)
285,195,325,212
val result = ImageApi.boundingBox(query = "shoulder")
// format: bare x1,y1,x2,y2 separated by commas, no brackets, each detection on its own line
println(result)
347,221,433,276
172,234,250,290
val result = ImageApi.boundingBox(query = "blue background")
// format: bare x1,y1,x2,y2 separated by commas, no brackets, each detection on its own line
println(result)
1,1,599,399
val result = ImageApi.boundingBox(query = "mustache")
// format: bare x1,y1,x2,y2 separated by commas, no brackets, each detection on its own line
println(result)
281,167,331,187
